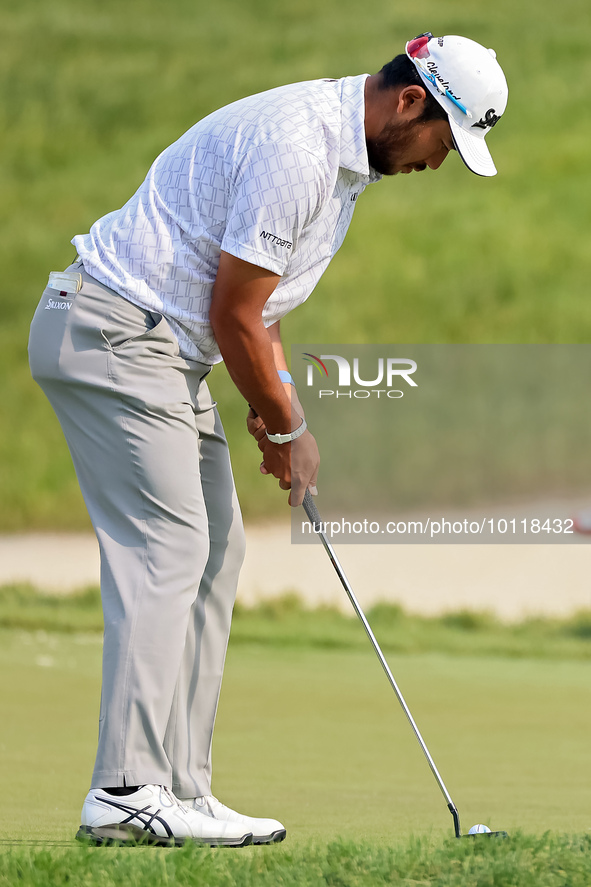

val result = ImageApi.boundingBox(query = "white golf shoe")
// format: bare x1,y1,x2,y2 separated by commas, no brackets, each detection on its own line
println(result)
179,795,286,844
76,784,253,846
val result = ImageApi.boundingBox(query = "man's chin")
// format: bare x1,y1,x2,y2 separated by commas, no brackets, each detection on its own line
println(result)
369,162,399,176
383,162,411,176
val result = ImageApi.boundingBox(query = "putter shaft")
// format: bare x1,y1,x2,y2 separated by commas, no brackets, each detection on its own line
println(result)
302,489,462,838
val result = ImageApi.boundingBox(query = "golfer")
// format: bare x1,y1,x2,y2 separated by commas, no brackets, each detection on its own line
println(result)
28,33,508,846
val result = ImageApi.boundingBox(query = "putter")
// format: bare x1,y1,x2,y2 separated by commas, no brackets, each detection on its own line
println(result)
301,489,508,839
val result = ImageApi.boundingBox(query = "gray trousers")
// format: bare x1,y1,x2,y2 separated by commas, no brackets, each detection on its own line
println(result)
28,262,245,797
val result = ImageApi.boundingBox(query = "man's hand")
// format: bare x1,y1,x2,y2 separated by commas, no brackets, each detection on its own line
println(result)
246,407,267,445
247,407,319,507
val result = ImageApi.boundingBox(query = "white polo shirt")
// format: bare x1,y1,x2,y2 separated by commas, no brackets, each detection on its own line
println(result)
73,74,381,364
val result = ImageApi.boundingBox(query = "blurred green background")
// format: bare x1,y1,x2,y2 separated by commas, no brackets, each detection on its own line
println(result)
2,0,591,529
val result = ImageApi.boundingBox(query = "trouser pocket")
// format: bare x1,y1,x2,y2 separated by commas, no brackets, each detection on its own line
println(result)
100,298,162,352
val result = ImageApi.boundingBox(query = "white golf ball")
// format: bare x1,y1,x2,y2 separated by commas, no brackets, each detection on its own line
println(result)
468,823,492,834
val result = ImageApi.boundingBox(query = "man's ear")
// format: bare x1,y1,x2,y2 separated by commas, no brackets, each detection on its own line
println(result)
396,85,428,118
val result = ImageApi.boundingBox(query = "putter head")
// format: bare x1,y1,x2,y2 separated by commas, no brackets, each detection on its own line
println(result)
449,806,508,839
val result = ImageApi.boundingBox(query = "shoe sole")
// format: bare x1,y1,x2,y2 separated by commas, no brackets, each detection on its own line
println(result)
253,828,287,845
76,824,253,848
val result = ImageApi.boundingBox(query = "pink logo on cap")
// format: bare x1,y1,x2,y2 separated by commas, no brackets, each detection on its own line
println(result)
406,36,430,60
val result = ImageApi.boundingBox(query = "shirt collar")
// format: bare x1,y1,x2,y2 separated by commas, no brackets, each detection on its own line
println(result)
338,74,382,182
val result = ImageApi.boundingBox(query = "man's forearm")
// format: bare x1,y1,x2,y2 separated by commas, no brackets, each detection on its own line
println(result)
210,253,318,504
267,320,289,373
213,315,296,435
210,251,305,436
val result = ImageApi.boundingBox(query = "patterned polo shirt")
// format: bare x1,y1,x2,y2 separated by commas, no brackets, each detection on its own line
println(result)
73,74,381,363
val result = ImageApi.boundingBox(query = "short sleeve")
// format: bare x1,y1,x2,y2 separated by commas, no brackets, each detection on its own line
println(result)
221,143,325,275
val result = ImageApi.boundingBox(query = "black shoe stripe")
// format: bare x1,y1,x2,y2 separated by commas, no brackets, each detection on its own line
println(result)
95,796,174,838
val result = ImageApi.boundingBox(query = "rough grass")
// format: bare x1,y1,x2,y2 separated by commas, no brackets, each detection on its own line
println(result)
1,833,590,886
2,0,591,528
1,584,591,660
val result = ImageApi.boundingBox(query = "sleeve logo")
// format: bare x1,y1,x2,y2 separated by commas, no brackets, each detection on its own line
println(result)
260,230,292,250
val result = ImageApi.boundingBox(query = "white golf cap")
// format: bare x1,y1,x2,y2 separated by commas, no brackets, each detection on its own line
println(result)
405,33,508,177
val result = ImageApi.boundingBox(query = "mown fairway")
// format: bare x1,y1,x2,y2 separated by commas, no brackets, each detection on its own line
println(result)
1,594,590,883
2,0,591,528
1,626,589,843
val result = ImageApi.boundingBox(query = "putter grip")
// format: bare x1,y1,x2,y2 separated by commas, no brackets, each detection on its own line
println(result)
302,488,322,530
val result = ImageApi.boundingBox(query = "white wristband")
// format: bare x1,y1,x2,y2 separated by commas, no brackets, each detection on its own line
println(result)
266,417,307,444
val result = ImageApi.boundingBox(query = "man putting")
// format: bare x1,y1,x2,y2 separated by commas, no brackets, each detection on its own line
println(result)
28,33,508,846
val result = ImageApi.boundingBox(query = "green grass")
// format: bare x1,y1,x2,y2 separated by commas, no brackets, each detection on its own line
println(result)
1,630,590,843
2,0,591,528
1,588,590,882
2,584,591,660
2,833,591,887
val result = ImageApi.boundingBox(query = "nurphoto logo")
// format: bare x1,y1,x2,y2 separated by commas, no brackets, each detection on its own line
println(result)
302,353,417,399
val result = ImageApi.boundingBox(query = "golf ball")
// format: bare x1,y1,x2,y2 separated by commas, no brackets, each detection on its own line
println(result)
468,824,492,834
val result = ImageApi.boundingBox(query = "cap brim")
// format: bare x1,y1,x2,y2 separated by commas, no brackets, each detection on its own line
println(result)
449,117,497,177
